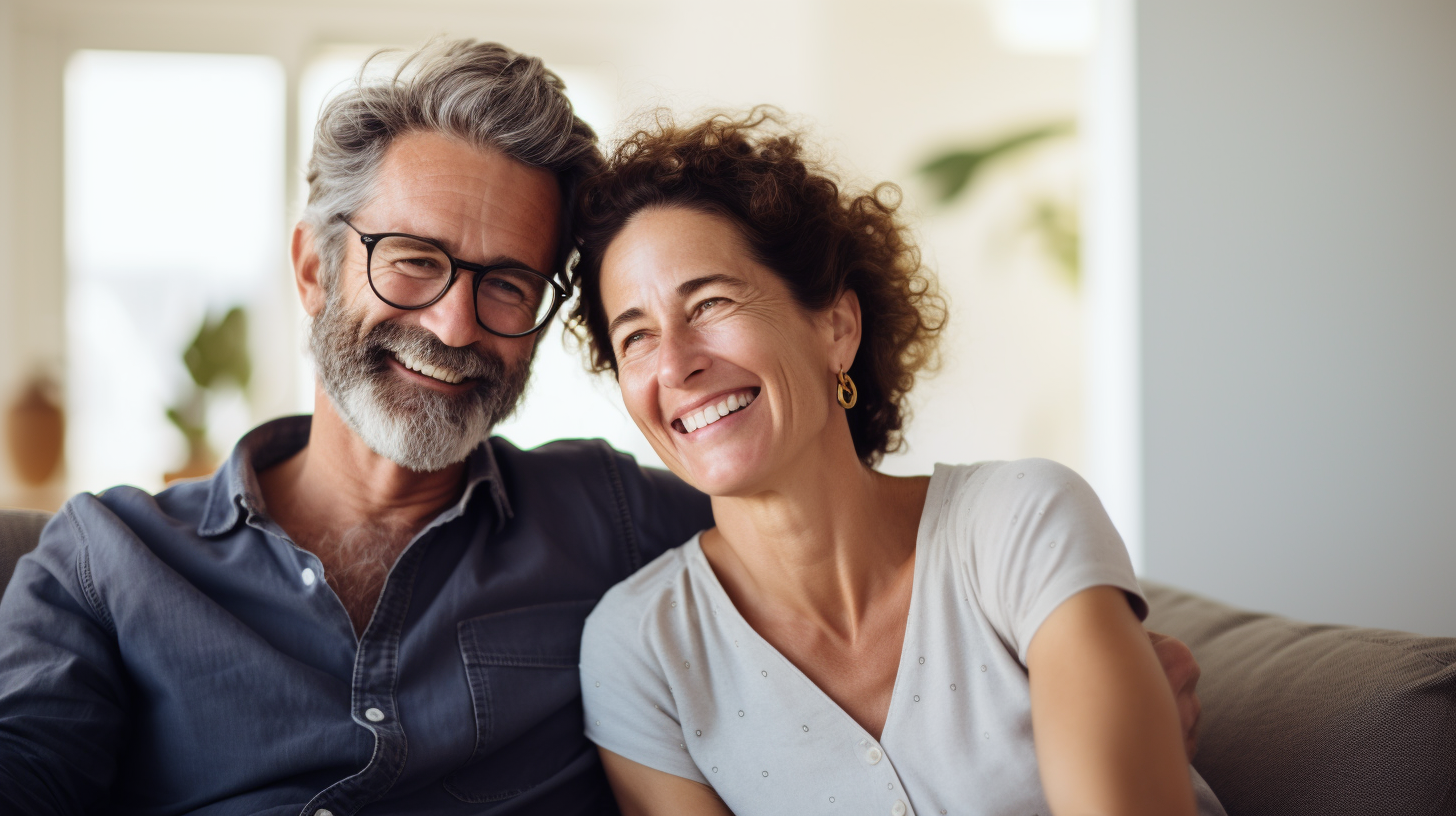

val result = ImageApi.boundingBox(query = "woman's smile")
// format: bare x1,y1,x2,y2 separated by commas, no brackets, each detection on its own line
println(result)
672,388,759,435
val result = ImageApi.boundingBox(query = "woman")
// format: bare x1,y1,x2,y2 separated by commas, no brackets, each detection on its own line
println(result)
570,110,1224,816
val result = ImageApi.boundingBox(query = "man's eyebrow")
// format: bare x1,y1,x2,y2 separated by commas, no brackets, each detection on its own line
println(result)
464,254,546,275
606,307,646,339
388,229,544,274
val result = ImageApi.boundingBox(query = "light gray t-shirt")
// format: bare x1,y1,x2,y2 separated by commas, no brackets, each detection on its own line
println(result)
580,460,1225,816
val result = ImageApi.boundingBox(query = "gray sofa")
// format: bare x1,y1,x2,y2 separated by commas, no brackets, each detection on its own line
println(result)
2,509,1453,814
1143,582,1456,815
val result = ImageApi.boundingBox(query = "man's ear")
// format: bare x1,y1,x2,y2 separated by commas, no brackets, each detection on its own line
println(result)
829,288,862,371
292,222,327,318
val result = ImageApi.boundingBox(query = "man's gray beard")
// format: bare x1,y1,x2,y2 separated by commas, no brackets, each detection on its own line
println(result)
309,293,532,473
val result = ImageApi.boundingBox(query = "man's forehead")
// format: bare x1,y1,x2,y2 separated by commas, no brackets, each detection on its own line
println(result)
360,131,561,265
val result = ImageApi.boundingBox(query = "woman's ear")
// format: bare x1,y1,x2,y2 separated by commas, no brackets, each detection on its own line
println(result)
829,289,862,371
292,222,327,318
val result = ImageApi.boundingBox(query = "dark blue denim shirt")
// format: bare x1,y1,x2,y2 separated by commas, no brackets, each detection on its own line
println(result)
0,416,712,816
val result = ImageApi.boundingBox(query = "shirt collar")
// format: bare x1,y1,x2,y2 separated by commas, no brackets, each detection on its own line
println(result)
197,415,513,537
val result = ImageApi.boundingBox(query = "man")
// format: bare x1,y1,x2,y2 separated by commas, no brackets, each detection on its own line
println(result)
0,39,1199,815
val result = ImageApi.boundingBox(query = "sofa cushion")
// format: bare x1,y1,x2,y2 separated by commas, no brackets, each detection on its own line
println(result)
1143,581,1456,816
0,509,52,601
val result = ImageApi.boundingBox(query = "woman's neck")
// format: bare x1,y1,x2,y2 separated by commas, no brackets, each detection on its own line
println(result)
702,431,929,641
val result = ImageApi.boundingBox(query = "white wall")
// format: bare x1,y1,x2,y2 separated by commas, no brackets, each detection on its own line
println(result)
1136,0,1456,634
0,0,69,509
1083,0,1142,567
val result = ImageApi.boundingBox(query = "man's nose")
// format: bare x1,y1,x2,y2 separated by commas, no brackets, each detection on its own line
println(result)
416,273,481,348
656,323,711,388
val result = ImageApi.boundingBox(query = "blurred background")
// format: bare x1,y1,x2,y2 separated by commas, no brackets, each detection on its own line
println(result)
0,0,1452,635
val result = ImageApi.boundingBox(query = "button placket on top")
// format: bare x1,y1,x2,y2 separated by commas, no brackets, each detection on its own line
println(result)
851,736,916,816
686,540,919,815
297,531,436,816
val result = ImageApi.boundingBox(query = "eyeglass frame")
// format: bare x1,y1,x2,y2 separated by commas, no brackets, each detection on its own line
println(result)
338,217,570,338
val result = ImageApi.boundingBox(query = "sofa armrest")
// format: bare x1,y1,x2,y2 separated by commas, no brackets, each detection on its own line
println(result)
0,508,52,601
1143,580,1456,816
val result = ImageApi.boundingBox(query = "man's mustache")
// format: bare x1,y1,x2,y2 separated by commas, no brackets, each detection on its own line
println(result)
362,320,503,382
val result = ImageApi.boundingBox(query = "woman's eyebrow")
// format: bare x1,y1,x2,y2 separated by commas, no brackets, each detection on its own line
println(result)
608,275,749,337
607,307,646,338
677,273,747,297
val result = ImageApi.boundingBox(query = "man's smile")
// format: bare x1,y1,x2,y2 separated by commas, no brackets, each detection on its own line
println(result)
392,348,467,384
385,354,479,394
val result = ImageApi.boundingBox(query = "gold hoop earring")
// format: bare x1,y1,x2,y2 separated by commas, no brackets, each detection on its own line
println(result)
836,368,858,409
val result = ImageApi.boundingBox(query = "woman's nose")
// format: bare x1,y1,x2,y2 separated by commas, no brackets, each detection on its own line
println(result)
417,273,482,348
656,324,710,388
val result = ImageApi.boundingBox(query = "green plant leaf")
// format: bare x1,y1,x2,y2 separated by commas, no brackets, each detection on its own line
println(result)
1028,198,1081,287
917,122,1074,204
182,306,251,392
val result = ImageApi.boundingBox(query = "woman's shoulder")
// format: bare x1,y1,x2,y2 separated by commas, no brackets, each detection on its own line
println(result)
923,458,1118,576
929,458,1094,521
929,458,1138,661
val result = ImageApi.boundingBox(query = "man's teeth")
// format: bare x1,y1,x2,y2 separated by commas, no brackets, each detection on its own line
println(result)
681,391,755,434
394,352,465,384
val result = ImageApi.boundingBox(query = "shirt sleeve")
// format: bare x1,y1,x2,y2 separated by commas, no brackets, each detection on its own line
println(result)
0,499,129,815
957,459,1147,663
579,573,709,784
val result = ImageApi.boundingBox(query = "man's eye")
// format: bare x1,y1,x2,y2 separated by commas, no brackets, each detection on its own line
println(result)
483,277,525,301
393,257,445,276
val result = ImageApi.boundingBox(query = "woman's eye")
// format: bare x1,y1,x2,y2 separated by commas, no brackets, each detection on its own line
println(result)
695,297,727,315
621,331,646,350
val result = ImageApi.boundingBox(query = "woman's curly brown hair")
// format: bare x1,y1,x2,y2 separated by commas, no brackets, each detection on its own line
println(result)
568,108,947,466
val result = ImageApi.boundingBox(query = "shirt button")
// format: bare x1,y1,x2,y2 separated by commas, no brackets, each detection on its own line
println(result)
891,800,907,816
300,568,316,586
864,745,883,764
315,810,333,816
364,708,385,722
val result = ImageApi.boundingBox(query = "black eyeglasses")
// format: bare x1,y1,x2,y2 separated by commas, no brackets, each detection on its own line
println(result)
340,218,568,338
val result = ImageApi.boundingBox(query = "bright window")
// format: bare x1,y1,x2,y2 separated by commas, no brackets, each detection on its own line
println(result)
65,50,285,493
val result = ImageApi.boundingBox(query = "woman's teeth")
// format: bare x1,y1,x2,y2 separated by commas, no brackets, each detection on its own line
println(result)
681,390,755,434
394,351,466,384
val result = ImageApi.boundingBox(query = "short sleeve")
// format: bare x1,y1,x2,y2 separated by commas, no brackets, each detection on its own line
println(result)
579,564,708,784
954,459,1146,663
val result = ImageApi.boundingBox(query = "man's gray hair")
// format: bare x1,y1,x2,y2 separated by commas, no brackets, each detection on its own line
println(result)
302,39,602,288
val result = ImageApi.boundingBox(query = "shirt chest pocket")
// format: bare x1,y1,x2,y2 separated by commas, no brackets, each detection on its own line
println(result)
445,599,598,804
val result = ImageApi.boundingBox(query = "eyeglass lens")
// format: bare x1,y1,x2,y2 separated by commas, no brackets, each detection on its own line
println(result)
369,234,553,335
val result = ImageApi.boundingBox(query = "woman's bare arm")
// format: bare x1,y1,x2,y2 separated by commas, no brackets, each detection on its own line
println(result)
598,747,735,816
1027,586,1197,816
